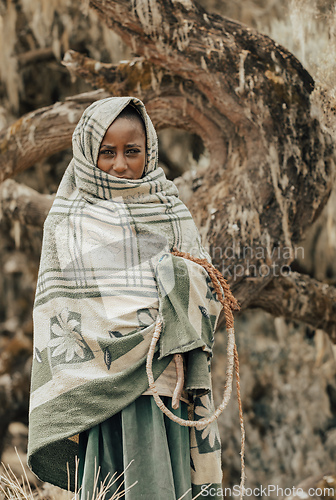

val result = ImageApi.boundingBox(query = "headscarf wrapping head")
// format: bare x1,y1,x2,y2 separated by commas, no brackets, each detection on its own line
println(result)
73,97,158,196
27,97,223,490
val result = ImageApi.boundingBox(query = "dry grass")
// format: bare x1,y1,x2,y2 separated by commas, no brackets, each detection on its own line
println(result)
0,449,135,500
0,448,209,500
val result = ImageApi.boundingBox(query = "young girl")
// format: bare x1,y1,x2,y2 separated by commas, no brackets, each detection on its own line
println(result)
27,97,225,499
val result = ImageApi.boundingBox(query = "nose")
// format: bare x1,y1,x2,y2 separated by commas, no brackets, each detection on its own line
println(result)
113,152,127,172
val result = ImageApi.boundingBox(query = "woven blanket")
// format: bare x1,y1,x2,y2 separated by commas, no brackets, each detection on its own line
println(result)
27,97,223,491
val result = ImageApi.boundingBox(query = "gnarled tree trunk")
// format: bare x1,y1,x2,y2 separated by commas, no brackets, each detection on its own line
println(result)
0,0,334,325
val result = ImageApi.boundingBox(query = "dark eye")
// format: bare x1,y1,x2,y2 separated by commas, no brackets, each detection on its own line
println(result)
99,149,115,156
126,148,141,155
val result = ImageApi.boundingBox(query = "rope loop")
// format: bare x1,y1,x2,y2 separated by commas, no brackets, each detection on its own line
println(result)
146,317,236,429
145,248,246,496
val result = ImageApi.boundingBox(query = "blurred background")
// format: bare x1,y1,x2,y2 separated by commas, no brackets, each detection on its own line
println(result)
0,0,336,498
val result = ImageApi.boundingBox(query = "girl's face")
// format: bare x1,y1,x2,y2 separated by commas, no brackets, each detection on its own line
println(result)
97,116,146,179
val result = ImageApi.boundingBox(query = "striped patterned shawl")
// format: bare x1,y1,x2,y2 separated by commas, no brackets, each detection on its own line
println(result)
27,97,223,489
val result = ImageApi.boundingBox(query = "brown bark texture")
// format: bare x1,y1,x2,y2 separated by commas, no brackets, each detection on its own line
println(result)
0,89,108,183
250,272,336,341
1,0,335,333
0,180,55,227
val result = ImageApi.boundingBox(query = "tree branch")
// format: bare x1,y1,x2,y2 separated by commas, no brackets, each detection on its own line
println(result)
62,50,173,98
249,271,336,342
89,0,314,127
0,179,54,227
17,48,55,68
62,50,224,150
0,89,108,183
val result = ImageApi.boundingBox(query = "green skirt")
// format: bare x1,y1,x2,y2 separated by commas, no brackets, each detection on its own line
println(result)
78,395,223,500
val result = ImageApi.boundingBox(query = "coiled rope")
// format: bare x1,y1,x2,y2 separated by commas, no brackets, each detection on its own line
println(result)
146,249,246,496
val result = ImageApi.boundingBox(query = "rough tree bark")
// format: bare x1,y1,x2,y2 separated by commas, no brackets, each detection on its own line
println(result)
0,180,55,227
0,90,108,182
0,0,336,455
250,272,336,341
1,0,334,320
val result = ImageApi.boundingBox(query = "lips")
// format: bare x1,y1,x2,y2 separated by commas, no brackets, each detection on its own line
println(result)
108,172,131,178
111,175,133,179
